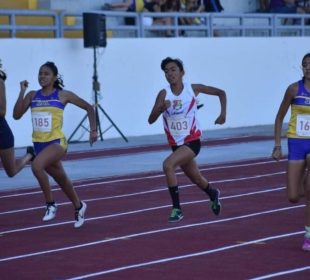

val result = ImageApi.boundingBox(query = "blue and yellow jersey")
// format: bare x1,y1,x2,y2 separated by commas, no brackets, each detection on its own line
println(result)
129,0,145,12
287,80,310,138
30,89,65,142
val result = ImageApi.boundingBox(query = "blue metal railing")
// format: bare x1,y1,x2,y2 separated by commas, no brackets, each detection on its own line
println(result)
0,9,60,37
1,9,310,38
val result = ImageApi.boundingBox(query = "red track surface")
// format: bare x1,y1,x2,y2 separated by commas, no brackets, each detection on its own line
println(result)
1,156,310,279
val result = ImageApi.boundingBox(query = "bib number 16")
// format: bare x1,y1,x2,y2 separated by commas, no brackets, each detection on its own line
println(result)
297,115,310,136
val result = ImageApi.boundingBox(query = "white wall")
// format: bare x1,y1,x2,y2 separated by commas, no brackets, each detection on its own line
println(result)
1,37,309,147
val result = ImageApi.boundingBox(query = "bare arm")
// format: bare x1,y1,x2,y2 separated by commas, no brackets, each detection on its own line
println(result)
272,83,296,160
0,78,6,118
60,90,97,145
13,81,33,120
192,84,227,125
148,90,170,124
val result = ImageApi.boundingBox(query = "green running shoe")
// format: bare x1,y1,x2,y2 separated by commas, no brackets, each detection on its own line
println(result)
168,208,184,222
211,189,221,216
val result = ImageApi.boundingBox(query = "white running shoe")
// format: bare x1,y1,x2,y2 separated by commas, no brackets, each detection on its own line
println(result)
74,201,87,228
42,203,57,222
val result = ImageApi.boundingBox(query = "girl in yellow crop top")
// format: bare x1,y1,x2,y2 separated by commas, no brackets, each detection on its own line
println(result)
272,53,310,251
13,61,98,228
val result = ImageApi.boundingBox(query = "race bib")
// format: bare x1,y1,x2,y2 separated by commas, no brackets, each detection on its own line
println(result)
296,114,310,136
32,112,52,132
167,116,191,137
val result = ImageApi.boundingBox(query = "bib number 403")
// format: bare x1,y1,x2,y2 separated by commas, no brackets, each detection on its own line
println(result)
168,117,191,137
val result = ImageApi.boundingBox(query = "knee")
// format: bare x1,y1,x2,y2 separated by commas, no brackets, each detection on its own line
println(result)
163,159,174,174
31,162,44,175
6,170,15,178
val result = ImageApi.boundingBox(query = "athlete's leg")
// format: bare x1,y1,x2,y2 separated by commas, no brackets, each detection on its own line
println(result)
31,144,65,203
163,146,195,221
287,160,305,203
163,145,195,186
0,147,32,177
305,156,310,228
181,158,221,215
46,161,81,209
181,158,208,189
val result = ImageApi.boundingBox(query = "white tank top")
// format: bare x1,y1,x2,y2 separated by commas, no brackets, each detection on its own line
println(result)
162,83,201,146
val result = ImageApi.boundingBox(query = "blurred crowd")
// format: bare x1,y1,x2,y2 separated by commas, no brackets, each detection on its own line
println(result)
101,0,310,34
259,0,310,14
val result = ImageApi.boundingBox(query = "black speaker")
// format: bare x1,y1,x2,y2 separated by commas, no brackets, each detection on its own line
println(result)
83,13,107,48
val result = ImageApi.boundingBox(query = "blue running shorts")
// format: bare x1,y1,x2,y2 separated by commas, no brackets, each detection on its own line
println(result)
287,138,310,160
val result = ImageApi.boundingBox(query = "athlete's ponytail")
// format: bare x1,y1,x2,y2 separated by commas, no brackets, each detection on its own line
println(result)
0,59,7,81
302,53,310,82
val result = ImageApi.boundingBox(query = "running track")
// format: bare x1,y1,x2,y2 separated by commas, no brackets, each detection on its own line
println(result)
1,156,310,279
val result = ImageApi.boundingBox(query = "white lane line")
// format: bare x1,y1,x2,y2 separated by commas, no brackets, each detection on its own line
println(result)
249,266,310,280
0,187,287,236
65,231,304,280
0,159,286,199
0,186,285,235
0,204,304,262
0,170,285,216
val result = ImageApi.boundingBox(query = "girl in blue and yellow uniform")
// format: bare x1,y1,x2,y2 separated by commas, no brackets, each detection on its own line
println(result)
13,62,97,228
0,60,34,177
273,53,310,251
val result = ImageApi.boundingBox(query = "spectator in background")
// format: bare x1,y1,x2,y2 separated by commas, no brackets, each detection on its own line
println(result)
269,0,307,13
161,0,181,36
102,0,146,25
258,0,269,12
144,0,175,36
199,0,224,12
179,0,201,26
197,0,223,36
102,0,145,12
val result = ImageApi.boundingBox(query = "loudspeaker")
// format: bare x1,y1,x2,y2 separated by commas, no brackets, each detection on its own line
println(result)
83,13,106,48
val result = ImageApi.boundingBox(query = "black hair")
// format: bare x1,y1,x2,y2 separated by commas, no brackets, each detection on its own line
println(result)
40,61,64,90
0,69,6,81
302,53,310,82
302,53,310,64
0,60,6,81
161,57,184,72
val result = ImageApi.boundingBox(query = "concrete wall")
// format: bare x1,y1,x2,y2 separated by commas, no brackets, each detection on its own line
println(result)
1,37,309,147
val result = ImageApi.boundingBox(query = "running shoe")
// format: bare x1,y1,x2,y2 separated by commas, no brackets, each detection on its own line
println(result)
210,189,221,216
302,237,310,251
168,208,184,223
42,203,57,221
74,201,87,228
